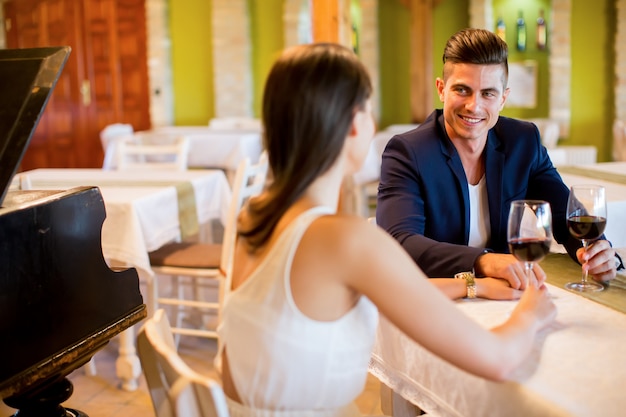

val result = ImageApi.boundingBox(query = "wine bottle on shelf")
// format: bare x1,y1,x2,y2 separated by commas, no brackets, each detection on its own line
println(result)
496,15,506,42
351,23,359,55
537,9,547,50
516,11,526,52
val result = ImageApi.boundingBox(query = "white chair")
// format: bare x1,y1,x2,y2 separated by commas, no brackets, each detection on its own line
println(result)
116,135,190,171
137,309,230,417
148,154,269,344
352,130,396,217
208,117,262,131
526,118,560,149
100,123,134,170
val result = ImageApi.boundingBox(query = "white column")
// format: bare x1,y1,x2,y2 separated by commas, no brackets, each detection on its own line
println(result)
212,0,253,118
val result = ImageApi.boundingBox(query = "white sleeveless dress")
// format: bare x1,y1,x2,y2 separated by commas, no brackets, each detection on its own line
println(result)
218,207,379,417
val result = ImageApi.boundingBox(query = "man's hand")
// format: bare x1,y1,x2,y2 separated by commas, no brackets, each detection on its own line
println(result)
474,253,546,290
577,239,617,283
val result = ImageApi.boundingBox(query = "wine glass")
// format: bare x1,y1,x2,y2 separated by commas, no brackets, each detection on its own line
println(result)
564,185,607,292
507,200,552,284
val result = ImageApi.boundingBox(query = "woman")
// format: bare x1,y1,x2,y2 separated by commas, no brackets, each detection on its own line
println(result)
218,43,556,416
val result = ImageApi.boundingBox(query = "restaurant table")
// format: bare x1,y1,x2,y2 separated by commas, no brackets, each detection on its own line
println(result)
369,253,626,417
16,168,232,391
19,168,232,278
134,126,263,182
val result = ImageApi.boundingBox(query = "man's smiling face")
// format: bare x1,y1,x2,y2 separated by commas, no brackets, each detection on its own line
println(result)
436,62,509,144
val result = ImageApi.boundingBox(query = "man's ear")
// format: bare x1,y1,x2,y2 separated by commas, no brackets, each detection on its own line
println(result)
436,78,445,102
500,87,510,111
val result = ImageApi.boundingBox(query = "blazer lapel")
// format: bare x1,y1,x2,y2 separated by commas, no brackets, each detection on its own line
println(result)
437,120,471,241
485,131,505,245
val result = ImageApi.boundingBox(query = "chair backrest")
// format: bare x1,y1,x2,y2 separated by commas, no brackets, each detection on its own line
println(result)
219,152,269,301
137,309,230,417
116,135,190,171
100,123,134,169
526,118,560,149
208,117,262,132
613,119,626,161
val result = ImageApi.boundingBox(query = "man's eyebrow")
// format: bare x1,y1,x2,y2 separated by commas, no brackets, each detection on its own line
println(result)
450,82,471,89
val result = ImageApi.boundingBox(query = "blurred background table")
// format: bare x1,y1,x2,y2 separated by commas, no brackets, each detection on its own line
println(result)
18,168,232,278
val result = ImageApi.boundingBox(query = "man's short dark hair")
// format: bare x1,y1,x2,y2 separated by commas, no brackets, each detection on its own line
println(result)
442,28,509,84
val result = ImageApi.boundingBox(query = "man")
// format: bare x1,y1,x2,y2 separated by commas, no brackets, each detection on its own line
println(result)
377,28,622,288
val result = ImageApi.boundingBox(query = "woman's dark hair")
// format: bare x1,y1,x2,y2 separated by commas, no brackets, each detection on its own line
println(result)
239,43,372,250
442,28,509,85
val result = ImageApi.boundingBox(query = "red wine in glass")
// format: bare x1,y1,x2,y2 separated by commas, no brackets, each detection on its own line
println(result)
507,200,552,284
567,215,606,240
509,237,551,263
565,185,607,292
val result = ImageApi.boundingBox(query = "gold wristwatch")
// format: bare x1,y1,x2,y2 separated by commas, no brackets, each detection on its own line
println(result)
454,271,477,299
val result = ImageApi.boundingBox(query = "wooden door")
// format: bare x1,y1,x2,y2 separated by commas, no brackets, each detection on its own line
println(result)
3,0,150,169
80,0,150,167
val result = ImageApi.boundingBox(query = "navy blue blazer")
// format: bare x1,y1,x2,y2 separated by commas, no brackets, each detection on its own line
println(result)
377,110,581,277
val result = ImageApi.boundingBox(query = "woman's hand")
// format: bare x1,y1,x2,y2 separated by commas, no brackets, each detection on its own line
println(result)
476,277,524,300
512,282,557,332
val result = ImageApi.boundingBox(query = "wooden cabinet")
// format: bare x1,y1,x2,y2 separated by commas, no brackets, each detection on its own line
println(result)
3,0,150,169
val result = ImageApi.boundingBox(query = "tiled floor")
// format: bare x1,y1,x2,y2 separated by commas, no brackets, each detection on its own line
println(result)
1,334,383,416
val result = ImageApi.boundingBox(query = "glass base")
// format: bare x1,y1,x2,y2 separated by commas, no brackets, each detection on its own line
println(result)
565,281,604,292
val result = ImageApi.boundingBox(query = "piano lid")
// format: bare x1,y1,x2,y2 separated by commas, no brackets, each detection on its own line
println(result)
0,46,71,207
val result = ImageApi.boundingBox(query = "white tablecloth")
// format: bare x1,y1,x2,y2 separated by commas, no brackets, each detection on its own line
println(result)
19,169,232,278
369,284,626,417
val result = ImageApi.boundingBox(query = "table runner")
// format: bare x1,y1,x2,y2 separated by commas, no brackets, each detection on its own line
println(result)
556,165,626,185
27,178,199,239
542,253,626,314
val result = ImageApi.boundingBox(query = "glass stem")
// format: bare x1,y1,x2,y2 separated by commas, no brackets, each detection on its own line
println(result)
581,239,589,285
524,261,533,286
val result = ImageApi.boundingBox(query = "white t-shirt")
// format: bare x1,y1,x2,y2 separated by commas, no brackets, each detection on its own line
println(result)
468,175,490,248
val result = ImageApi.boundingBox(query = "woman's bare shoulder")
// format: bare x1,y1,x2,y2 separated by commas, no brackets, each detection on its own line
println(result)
300,214,403,265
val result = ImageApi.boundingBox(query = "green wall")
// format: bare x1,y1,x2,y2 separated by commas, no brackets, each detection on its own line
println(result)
377,0,468,129
170,1,214,125
378,1,412,128
248,0,284,117
570,0,615,161
431,0,470,109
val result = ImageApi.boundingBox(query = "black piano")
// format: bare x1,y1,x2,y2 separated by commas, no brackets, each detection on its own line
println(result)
0,47,146,416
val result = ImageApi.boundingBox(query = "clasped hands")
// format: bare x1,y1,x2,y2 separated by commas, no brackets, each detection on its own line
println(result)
473,240,617,300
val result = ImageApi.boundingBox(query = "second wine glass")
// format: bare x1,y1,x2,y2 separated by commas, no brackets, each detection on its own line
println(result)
565,185,607,292
507,200,552,284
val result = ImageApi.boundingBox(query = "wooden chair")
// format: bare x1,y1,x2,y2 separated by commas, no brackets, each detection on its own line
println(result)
148,154,269,344
137,309,230,417
115,135,190,171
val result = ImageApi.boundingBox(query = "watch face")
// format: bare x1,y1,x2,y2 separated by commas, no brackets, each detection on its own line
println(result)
455,272,474,280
